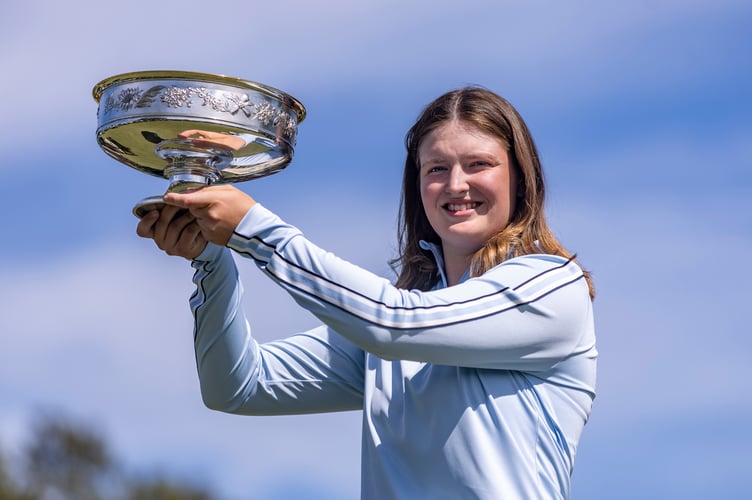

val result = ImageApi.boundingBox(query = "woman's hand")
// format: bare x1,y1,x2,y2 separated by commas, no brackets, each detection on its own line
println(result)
178,129,246,151
163,185,256,247
136,205,207,260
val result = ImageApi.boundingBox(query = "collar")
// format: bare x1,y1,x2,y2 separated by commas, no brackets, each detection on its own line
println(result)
418,240,470,288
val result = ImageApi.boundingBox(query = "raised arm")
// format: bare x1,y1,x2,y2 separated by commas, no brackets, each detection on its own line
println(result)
136,201,365,416
227,204,594,372
190,244,365,415
160,186,594,373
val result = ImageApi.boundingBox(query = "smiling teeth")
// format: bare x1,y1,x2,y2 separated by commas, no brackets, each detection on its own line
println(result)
446,202,479,211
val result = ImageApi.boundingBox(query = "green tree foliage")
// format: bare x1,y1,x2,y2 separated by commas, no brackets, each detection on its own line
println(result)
0,412,217,500
25,414,113,500
0,453,27,500
126,479,212,500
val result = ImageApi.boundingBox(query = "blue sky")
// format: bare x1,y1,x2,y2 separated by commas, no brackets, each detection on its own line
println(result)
1,1,750,498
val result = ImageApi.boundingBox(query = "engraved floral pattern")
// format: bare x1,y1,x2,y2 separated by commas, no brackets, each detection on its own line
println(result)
102,84,299,140
276,113,297,138
252,102,276,125
160,87,193,108
104,88,143,114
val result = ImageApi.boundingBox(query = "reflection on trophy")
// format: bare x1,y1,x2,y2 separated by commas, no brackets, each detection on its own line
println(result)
92,70,306,217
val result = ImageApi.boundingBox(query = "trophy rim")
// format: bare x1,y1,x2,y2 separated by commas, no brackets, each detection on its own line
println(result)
92,69,306,123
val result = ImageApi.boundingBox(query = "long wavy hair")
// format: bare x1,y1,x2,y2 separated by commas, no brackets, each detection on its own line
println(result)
392,87,594,298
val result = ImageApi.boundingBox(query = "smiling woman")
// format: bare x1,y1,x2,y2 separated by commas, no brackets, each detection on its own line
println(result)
417,120,520,286
396,88,595,297
135,86,598,500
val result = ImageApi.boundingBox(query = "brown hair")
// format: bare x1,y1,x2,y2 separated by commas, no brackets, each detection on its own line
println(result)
392,87,595,298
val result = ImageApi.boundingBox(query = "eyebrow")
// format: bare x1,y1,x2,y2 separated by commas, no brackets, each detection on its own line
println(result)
421,152,501,165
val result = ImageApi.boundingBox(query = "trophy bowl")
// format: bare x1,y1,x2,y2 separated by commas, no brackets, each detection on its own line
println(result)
93,70,306,217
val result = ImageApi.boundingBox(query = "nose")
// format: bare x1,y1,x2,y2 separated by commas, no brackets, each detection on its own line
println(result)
446,165,469,194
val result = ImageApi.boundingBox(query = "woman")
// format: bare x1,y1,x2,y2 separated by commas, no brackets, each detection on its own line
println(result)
137,87,597,499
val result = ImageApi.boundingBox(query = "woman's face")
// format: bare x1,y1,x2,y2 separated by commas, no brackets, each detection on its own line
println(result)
418,120,518,264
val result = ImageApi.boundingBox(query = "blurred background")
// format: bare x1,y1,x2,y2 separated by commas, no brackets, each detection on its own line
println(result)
1,0,749,498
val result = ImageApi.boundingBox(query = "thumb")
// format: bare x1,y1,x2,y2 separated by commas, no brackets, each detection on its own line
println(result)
163,190,206,209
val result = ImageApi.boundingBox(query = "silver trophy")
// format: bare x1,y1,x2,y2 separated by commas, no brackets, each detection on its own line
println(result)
93,70,306,217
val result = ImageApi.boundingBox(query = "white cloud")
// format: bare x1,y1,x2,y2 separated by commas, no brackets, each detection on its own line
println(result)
1,1,750,497
1,0,747,159
547,130,752,424
0,224,388,498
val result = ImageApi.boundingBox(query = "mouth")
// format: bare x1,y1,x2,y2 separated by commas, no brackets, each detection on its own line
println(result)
443,201,481,213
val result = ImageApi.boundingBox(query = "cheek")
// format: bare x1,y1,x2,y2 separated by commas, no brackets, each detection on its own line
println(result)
419,181,443,215
418,180,431,206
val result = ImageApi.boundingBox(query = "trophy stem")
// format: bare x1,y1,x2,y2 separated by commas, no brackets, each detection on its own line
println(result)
132,138,234,218
165,164,219,193
158,138,233,192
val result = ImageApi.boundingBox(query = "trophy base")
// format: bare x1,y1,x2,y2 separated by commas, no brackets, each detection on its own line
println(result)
133,195,166,219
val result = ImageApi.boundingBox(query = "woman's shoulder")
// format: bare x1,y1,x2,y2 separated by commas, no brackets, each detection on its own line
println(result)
482,253,588,298
499,252,581,271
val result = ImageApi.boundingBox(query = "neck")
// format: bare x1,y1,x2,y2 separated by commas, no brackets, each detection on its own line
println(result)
442,251,472,287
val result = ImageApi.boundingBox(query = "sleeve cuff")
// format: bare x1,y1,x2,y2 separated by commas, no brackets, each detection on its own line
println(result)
193,242,226,262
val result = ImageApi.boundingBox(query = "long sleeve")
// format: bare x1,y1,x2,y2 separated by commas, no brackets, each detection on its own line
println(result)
190,243,365,415
201,204,596,499
227,204,595,373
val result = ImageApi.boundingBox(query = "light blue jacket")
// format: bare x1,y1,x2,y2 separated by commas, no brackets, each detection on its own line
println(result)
190,203,597,499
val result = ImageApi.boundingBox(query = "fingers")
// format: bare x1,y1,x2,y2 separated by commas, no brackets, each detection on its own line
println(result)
152,205,186,246
159,186,256,248
163,185,255,214
162,191,199,210
163,186,224,210
154,208,194,253
177,221,208,260
178,129,213,139
136,210,159,238
136,206,206,259
162,219,206,259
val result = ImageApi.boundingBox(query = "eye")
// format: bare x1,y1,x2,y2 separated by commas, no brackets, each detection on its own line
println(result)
469,160,492,168
422,164,447,175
